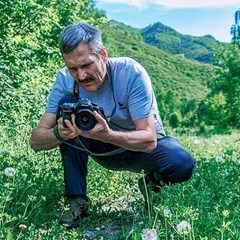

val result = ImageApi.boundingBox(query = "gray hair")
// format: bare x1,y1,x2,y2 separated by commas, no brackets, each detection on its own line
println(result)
58,23,103,55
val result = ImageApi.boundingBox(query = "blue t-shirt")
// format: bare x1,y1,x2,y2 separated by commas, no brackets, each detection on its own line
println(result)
46,57,165,135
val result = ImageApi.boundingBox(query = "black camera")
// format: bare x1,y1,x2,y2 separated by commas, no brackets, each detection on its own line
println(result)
61,98,104,131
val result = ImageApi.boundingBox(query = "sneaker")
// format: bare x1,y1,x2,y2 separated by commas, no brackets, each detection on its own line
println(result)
59,197,89,228
138,175,162,210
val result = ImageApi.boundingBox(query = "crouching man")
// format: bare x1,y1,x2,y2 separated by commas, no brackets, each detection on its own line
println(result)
29,22,195,228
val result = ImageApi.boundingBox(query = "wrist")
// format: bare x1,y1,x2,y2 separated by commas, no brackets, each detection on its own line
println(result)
53,125,65,143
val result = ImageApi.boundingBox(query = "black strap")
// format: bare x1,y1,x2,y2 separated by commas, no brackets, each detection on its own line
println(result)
53,125,126,156
53,125,66,142
73,80,79,96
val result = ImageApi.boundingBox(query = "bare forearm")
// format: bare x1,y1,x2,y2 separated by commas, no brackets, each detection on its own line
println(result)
29,127,61,151
105,129,157,153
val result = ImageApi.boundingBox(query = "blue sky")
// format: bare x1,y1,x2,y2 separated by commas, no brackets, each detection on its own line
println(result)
95,0,240,43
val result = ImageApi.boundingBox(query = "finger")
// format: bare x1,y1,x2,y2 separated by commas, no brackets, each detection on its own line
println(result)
57,117,70,129
64,119,75,131
57,117,63,125
70,114,78,129
93,111,105,123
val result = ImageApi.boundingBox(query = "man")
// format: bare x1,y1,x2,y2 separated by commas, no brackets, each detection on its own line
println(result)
29,22,195,228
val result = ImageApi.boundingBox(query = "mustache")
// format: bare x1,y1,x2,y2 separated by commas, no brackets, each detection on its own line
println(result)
78,77,94,83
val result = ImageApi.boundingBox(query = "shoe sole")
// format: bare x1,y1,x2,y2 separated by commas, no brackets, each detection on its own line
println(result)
60,211,89,229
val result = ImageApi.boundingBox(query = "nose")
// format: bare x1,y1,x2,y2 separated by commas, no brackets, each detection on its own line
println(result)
77,68,87,81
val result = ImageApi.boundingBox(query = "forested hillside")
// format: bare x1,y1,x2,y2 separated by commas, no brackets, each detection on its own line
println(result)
109,20,229,65
140,22,229,65
103,22,214,98
1,0,239,131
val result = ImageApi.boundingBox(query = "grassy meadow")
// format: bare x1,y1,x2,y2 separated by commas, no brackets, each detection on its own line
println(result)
1,1,239,239
0,122,239,239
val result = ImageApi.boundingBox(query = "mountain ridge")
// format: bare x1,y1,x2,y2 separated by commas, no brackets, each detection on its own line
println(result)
102,21,215,98
109,20,229,65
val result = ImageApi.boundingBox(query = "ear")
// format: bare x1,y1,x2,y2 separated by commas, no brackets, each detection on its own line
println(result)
101,47,108,63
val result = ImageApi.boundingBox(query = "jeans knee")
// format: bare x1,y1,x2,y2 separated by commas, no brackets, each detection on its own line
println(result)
175,151,195,182
156,151,195,184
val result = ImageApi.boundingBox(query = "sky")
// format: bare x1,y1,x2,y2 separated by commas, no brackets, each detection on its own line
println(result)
95,0,240,43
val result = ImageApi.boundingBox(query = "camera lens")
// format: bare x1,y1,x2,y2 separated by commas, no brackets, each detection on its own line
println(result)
75,109,96,131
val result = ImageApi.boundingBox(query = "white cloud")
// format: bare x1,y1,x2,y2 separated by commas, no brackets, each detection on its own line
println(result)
152,0,240,8
100,0,240,9
101,0,147,9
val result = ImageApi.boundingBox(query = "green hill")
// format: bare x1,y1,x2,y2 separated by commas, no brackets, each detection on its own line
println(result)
101,22,215,103
109,20,229,65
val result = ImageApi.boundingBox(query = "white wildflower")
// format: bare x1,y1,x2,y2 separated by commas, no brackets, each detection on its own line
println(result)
163,207,171,217
176,220,191,235
215,156,223,162
4,167,16,177
83,230,95,239
141,229,158,240
214,140,220,144
221,170,229,177
194,139,200,144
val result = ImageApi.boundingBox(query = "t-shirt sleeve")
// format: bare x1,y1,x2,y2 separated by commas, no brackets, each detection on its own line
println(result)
128,66,155,121
45,69,74,113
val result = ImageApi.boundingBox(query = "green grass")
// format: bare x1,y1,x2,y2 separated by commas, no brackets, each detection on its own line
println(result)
0,124,239,239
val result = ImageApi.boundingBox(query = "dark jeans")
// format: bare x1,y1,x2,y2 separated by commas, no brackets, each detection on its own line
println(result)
57,95,195,196
60,137,195,196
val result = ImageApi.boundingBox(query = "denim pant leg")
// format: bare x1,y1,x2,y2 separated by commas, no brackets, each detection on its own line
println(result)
59,139,89,197
92,136,195,184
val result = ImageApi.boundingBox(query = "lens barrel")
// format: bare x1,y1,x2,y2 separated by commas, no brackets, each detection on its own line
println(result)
75,109,96,131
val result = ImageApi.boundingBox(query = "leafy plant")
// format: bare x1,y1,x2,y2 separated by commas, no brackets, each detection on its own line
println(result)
1,1,239,239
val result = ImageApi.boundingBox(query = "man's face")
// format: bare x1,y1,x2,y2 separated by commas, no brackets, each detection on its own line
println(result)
63,42,108,92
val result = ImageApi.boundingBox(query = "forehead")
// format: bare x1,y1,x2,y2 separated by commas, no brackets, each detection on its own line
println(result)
63,42,94,66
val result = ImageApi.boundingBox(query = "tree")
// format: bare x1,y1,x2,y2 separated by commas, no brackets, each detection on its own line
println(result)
198,44,240,128
0,0,107,126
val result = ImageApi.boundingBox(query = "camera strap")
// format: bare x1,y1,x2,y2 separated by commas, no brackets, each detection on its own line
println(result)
54,125,164,156
73,80,79,96
53,125,126,156
74,137,126,156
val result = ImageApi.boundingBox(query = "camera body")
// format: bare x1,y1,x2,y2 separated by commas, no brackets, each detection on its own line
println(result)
61,98,104,131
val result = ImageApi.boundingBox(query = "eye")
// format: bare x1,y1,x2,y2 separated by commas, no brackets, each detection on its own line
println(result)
82,63,92,68
69,67,77,71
